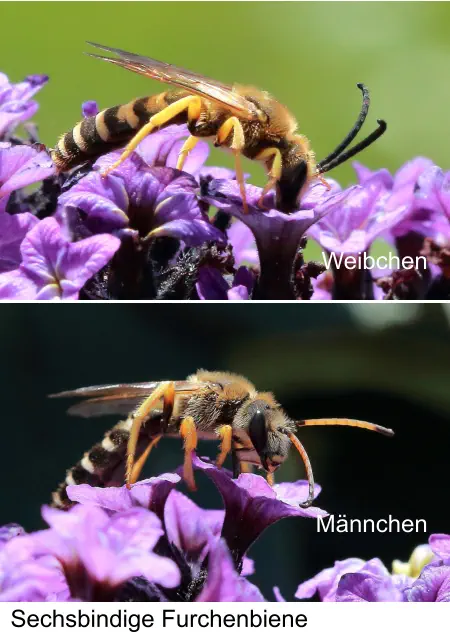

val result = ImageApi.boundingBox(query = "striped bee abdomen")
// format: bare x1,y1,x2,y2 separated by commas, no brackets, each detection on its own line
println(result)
52,411,164,509
51,90,189,171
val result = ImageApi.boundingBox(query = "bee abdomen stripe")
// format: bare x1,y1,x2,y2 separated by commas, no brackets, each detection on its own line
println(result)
132,97,154,126
57,131,83,163
79,116,105,153
103,105,135,137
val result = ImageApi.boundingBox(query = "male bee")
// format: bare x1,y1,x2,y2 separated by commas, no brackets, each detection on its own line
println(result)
50,370,393,510
51,42,387,213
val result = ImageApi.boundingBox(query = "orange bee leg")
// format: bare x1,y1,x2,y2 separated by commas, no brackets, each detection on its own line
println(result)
176,135,200,171
254,147,283,209
231,440,254,477
126,381,175,489
266,472,275,486
216,424,233,467
129,435,162,485
216,116,248,213
180,416,198,492
101,95,202,177
315,174,332,190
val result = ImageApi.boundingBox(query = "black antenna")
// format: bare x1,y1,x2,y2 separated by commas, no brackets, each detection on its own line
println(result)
318,83,370,169
317,83,386,174
318,120,387,174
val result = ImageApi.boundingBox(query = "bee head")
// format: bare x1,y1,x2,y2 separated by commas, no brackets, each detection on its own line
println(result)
276,159,309,214
275,137,317,213
238,399,294,472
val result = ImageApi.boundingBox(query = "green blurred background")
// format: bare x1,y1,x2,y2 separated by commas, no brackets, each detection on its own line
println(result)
1,304,449,599
2,2,449,261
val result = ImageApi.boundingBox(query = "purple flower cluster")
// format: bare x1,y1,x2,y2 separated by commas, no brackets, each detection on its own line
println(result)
1,68,449,299
1,451,447,603
0,457,324,602
293,535,450,602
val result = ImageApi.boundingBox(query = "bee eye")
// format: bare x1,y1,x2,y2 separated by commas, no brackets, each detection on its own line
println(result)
248,408,267,454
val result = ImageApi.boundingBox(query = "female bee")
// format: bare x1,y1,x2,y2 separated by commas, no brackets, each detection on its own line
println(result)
50,370,393,509
51,42,386,213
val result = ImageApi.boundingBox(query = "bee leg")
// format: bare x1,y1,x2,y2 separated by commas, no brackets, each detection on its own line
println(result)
129,435,162,484
162,381,175,433
176,135,200,171
216,425,233,467
316,173,332,190
231,441,254,477
126,381,175,488
266,472,275,486
254,147,282,209
101,95,202,176
180,416,198,491
216,117,248,213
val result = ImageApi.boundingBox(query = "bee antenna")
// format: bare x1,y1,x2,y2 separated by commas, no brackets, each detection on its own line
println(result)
279,427,315,508
296,418,394,437
317,83,371,170
317,119,387,174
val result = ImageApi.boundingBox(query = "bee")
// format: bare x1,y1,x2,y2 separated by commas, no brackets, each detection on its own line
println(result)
50,370,394,510
51,42,387,213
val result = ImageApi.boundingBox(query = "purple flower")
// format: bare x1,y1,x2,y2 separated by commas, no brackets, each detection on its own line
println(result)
0,217,120,299
297,558,412,602
164,490,224,565
202,176,354,299
0,143,55,211
67,473,180,522
0,72,48,137
295,558,367,601
134,124,209,177
0,532,68,602
307,170,413,255
82,100,99,118
14,504,180,601
58,128,224,247
68,476,255,579
0,211,38,272
429,533,450,558
353,158,443,239
192,456,326,567
196,265,254,300
196,538,264,602
405,559,450,602
226,220,259,268
336,559,411,602
414,165,450,232
0,524,25,548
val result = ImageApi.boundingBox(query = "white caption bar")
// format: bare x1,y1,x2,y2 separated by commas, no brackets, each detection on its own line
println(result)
0,602,446,632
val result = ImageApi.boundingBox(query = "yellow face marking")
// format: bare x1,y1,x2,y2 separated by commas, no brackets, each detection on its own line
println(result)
95,110,111,142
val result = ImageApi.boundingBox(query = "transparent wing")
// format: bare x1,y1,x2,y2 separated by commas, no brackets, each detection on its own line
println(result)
86,41,260,121
49,380,209,418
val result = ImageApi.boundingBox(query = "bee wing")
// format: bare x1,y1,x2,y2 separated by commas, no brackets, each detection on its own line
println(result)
86,42,260,121
49,380,209,418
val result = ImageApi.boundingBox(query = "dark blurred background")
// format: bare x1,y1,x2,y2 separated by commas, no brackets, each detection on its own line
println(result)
1,304,449,599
